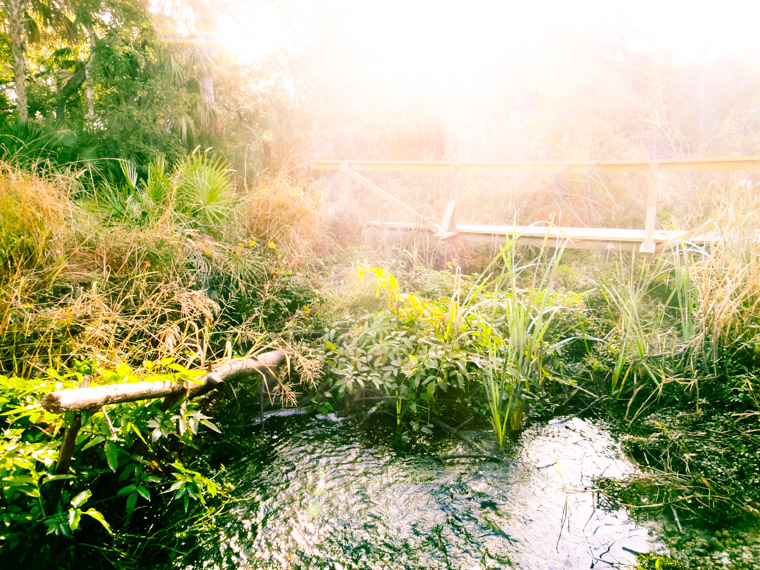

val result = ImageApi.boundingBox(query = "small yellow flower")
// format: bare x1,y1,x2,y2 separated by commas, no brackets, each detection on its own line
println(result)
248,239,256,247
268,241,276,249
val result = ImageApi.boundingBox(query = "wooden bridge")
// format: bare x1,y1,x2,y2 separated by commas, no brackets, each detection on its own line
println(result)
310,157,760,252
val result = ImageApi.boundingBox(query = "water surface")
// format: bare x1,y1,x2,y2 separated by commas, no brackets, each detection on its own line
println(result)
186,415,662,569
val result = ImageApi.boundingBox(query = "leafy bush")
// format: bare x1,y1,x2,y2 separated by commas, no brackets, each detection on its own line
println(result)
326,267,477,429
325,260,585,443
0,362,228,565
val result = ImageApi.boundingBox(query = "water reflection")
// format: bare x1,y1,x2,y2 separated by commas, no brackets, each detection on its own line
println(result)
187,417,662,569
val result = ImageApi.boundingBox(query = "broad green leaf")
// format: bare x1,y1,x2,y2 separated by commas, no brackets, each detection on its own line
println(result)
81,435,106,451
104,441,119,472
70,489,91,508
42,474,75,484
136,486,151,501
126,492,138,515
116,484,136,497
68,508,81,531
200,419,221,433
83,509,112,534
128,422,147,444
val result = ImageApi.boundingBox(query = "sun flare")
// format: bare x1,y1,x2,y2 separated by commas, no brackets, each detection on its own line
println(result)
216,0,760,111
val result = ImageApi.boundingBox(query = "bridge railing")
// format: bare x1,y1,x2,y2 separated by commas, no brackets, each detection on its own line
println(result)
310,158,760,252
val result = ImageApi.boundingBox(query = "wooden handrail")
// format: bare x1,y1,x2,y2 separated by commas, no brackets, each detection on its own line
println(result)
311,157,760,174
314,157,760,253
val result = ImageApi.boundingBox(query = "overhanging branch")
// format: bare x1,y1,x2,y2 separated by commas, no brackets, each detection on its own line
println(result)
41,350,285,414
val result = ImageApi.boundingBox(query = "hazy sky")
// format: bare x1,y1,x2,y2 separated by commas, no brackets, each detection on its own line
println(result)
218,0,760,63
211,0,758,114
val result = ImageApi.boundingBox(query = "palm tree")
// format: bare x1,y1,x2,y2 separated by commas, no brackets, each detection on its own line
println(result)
2,0,73,123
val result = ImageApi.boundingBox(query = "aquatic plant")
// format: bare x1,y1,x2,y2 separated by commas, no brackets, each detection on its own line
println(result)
469,235,572,445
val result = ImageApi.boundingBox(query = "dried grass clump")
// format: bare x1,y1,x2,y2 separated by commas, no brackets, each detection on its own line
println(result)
244,172,332,265
0,236,224,375
673,184,760,358
0,162,72,268
0,164,319,408
0,165,233,374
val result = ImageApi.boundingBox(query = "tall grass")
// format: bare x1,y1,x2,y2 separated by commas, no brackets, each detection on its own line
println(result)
599,254,667,401
0,161,318,385
586,206,760,421
464,234,571,446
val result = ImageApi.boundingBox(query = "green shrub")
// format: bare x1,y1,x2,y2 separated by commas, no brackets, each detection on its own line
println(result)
0,363,228,565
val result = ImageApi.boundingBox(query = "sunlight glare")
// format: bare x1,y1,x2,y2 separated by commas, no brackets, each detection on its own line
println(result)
217,0,760,109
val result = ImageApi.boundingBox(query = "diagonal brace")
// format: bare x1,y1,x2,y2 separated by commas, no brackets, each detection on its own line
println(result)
340,164,440,232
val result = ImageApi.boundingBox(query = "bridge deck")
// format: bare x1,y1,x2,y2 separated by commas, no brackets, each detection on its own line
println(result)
367,221,733,251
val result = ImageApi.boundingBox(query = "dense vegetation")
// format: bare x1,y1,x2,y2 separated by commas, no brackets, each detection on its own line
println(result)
0,1,758,569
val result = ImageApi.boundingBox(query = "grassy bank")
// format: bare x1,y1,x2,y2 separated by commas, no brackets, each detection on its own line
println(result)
1,159,759,569
316,232,760,568
0,162,326,567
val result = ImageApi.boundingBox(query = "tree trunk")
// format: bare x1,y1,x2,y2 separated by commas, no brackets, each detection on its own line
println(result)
85,25,95,120
188,0,217,109
6,0,29,123
41,350,285,414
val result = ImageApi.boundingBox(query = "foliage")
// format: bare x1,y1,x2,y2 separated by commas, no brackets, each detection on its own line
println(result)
0,162,318,377
97,151,236,229
326,266,476,432
470,237,575,444
1,0,760,567
0,362,228,565
322,225,760,569
325,254,585,445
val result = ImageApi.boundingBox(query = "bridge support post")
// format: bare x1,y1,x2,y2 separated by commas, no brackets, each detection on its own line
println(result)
437,163,459,238
341,161,350,196
640,162,659,253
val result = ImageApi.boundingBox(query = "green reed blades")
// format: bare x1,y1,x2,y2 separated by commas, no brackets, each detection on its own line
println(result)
472,234,568,446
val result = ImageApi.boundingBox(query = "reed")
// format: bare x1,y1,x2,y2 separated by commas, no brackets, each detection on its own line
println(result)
467,233,569,445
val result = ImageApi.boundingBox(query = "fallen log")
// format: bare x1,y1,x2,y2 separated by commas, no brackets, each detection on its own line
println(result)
41,350,285,414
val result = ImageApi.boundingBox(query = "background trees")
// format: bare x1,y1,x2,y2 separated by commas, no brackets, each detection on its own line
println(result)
0,1,756,191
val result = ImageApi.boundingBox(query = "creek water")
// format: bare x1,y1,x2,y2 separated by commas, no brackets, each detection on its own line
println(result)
180,415,663,569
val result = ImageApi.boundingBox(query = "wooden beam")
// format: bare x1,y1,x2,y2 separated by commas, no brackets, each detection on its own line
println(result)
640,163,659,253
41,351,285,414
365,221,739,249
311,157,760,174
